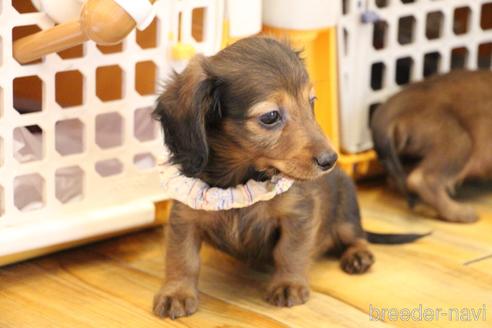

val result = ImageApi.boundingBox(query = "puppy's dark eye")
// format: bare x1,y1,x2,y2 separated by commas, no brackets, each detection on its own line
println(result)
259,110,281,125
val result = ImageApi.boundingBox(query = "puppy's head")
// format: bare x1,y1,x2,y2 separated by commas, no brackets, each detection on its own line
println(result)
154,37,337,181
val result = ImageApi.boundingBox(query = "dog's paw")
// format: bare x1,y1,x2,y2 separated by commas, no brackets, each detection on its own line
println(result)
265,281,310,307
153,288,198,319
340,248,374,274
441,205,479,223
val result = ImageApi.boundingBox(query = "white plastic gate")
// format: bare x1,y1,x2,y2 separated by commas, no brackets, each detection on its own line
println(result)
0,0,225,258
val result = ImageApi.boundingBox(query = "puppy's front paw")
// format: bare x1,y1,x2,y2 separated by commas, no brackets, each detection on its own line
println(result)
340,247,374,274
266,281,310,307
153,287,198,319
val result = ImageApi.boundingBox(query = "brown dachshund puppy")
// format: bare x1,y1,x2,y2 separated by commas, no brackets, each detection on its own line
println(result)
153,36,425,319
371,70,492,223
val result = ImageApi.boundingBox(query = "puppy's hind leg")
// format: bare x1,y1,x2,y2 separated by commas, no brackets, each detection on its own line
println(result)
334,205,374,275
406,117,476,223
331,174,374,274
339,237,374,275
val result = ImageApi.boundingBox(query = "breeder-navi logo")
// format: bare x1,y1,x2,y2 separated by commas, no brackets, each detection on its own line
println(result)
369,304,487,322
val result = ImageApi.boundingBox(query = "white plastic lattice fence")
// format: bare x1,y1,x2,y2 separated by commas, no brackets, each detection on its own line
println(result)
0,0,225,257
338,0,492,153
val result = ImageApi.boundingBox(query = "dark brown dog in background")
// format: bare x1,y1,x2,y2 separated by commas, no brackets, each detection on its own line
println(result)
153,36,425,319
371,70,492,223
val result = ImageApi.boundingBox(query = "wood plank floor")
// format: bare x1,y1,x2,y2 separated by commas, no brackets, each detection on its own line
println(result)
1,181,491,327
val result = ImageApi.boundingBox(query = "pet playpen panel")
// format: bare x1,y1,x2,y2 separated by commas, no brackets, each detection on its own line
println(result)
0,0,225,261
170,0,224,57
338,0,492,154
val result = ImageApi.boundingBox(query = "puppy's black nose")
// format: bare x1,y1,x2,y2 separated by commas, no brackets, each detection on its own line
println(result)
314,152,338,171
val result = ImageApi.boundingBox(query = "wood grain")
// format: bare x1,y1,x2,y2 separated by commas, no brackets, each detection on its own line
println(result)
1,182,491,327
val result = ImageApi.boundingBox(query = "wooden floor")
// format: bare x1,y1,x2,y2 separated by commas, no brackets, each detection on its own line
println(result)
1,181,491,327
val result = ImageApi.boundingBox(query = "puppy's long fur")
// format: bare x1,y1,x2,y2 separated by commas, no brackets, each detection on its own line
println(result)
153,37,425,319
371,70,492,223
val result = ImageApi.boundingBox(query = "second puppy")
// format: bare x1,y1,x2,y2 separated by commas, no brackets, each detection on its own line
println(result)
371,70,492,223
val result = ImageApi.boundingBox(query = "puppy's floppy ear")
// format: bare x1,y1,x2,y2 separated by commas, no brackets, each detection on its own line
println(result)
153,55,222,177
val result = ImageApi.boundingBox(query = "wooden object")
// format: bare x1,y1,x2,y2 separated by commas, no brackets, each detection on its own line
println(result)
13,0,156,64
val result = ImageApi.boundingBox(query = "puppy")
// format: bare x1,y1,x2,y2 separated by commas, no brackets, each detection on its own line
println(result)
371,70,492,223
153,36,425,319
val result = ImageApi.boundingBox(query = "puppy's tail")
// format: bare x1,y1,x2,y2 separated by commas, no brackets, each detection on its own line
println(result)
371,118,417,208
365,230,431,244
